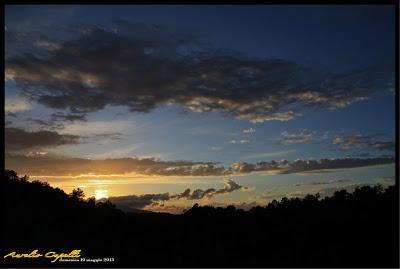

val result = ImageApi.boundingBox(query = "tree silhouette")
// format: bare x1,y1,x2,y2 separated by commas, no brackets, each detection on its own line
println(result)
3,169,399,267
70,187,85,201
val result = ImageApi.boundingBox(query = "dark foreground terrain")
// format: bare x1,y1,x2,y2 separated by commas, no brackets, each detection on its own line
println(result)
2,170,399,267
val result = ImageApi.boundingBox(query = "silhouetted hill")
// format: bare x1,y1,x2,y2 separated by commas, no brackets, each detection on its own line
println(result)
2,170,399,267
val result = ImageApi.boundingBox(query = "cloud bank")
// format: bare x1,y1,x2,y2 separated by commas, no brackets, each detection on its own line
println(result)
5,127,81,151
5,153,395,177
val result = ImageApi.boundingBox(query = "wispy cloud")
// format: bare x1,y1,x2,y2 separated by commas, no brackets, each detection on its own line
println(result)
332,134,395,152
244,150,294,159
373,176,395,183
280,130,315,145
243,127,256,134
294,178,353,187
188,126,231,137
59,120,133,136
35,40,62,51
229,139,249,144
5,96,34,113
83,144,143,159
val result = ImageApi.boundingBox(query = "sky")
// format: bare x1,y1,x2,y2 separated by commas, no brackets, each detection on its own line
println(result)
5,5,396,213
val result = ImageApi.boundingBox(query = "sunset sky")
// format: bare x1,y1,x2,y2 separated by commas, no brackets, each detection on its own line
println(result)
5,5,396,213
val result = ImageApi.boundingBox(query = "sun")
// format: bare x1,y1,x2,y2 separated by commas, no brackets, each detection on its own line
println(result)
95,189,109,200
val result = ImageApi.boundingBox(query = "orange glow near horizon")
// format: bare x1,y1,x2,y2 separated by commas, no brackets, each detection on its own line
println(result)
95,189,109,200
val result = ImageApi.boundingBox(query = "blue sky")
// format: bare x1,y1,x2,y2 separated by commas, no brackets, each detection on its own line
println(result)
5,5,396,213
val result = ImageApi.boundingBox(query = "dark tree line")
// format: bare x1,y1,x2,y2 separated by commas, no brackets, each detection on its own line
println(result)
2,170,399,267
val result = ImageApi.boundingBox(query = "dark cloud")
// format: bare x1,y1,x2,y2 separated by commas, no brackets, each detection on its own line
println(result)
5,154,228,177
105,178,245,211
229,157,394,174
23,112,88,131
25,118,59,128
276,157,394,174
5,22,393,123
51,112,87,122
171,178,245,200
332,135,395,152
5,127,81,151
234,201,261,211
106,193,171,211
347,152,370,158
5,153,395,177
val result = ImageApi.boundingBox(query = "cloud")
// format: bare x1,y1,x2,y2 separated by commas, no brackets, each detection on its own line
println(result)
172,178,246,200
35,40,62,51
332,135,395,152
5,123,127,154
145,203,188,214
244,150,294,159
6,152,395,177
189,126,229,137
90,132,124,142
280,130,314,145
84,144,140,159
51,112,87,123
5,96,33,113
24,112,89,130
374,176,395,183
5,22,393,123
106,193,171,211
321,131,330,140
243,127,256,134
287,191,307,199
59,120,133,136
332,137,343,145
256,189,308,202
5,154,229,177
275,157,394,174
229,157,394,174
370,141,395,152
105,178,246,211
294,178,352,187
234,201,261,211
237,111,299,123
259,189,276,200
229,139,249,144
5,127,82,151
309,178,352,185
